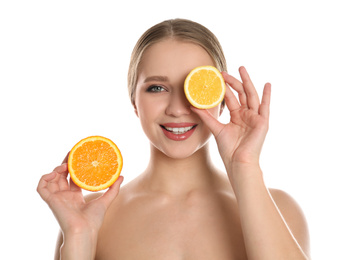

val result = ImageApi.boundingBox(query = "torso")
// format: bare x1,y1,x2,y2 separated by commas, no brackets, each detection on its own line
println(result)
95,173,248,260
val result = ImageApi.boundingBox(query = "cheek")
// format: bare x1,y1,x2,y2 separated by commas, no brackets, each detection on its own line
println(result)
136,96,165,123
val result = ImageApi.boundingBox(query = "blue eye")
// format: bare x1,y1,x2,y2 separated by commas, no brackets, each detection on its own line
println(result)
146,85,166,92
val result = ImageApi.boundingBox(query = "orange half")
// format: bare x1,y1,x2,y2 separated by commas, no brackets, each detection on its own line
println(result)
68,136,123,191
184,66,226,109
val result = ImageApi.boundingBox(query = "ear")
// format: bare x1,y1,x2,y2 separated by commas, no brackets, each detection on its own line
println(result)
133,103,139,117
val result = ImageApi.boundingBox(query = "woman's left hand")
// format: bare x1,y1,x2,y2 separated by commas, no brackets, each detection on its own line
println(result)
192,66,271,170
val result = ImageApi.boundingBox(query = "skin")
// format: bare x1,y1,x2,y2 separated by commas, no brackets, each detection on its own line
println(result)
38,39,310,259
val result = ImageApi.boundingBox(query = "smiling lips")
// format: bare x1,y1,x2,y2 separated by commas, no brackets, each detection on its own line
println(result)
160,123,198,141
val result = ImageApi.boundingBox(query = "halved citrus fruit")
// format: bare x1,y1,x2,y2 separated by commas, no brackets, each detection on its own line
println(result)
68,136,123,191
184,66,226,109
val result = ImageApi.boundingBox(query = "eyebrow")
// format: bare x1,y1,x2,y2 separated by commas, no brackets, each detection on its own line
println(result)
143,75,169,83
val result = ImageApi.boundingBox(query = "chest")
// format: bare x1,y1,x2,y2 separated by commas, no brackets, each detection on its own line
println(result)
96,193,247,260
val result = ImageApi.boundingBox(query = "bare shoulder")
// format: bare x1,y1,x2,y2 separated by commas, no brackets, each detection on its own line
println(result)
268,188,308,225
269,188,311,258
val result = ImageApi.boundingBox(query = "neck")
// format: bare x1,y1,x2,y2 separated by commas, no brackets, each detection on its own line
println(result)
141,143,218,196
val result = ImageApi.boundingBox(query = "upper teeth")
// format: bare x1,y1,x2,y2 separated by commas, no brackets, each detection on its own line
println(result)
164,126,194,134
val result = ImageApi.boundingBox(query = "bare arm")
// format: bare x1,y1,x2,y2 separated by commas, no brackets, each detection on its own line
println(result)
54,192,104,260
54,229,98,260
229,165,310,259
54,231,62,260
37,159,123,260
193,66,310,259
270,188,311,256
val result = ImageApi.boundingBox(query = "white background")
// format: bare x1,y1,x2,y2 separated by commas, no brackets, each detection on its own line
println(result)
1,0,359,259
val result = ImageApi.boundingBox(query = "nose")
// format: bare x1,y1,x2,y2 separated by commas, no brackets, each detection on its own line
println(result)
165,90,192,117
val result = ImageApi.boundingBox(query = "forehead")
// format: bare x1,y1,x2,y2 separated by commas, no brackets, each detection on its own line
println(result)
138,39,215,82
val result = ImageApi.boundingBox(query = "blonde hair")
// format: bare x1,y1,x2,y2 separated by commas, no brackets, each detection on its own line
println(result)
128,18,227,107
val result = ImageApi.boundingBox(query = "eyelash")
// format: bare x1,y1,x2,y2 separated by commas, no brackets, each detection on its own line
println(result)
146,85,166,93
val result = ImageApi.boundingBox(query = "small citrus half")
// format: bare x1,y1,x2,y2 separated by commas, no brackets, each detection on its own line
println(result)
184,66,226,109
68,136,123,191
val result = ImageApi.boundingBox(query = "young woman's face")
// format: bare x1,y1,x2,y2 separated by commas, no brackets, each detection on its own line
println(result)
134,39,221,159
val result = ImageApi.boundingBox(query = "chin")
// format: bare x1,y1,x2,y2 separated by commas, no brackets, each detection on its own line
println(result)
163,150,197,160
153,141,210,160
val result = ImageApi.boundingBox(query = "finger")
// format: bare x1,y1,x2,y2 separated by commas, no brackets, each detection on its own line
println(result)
47,173,62,193
58,171,69,191
52,163,69,190
37,171,57,191
97,176,124,209
37,171,57,201
190,107,225,137
222,71,247,107
69,177,82,192
53,163,68,174
259,83,271,118
223,84,241,113
62,152,70,164
239,66,260,111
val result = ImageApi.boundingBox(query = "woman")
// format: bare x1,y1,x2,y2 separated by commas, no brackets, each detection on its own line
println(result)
38,19,310,259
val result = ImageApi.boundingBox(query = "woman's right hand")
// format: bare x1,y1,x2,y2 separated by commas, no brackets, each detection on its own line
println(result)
37,155,124,235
